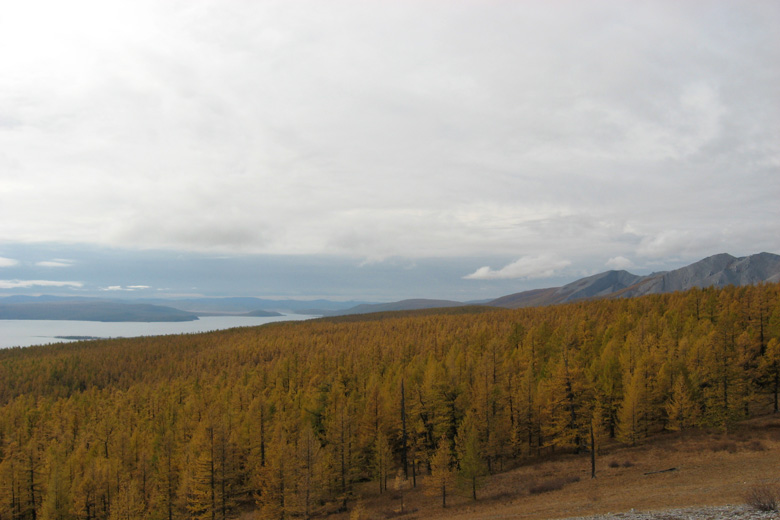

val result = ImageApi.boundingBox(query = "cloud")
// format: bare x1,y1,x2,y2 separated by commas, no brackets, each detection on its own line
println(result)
464,255,572,280
101,285,151,291
35,259,74,267
0,280,82,289
0,257,19,267
605,256,634,270
0,0,776,280
636,230,708,259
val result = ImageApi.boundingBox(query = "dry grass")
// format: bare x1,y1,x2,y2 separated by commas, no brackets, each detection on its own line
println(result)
528,475,581,495
327,414,780,520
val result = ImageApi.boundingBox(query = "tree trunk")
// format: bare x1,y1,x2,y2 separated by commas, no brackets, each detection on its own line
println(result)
401,380,409,479
590,421,596,479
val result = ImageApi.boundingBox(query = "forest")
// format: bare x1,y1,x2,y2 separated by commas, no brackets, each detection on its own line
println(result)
1,283,779,519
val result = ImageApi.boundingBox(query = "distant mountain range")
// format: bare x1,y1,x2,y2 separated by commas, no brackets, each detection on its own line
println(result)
0,296,364,322
0,300,199,322
487,252,780,309
328,252,780,314
0,253,777,321
132,297,367,315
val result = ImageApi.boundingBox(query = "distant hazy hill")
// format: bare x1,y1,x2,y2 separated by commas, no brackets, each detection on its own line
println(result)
2,253,777,320
488,252,780,309
305,252,780,316
137,297,366,315
243,309,284,317
331,299,466,316
0,301,199,322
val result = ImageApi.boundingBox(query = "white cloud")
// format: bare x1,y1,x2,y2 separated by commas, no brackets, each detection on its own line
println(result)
0,257,19,267
36,259,74,267
605,256,634,270
101,285,151,291
0,280,82,289
464,255,572,280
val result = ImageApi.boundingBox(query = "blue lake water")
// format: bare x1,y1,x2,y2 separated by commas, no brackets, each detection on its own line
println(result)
0,314,318,349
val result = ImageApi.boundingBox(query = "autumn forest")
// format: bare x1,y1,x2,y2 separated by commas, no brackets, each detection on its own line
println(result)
1,283,779,519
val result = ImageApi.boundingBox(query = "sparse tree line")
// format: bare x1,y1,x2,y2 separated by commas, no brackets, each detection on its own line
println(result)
0,283,779,519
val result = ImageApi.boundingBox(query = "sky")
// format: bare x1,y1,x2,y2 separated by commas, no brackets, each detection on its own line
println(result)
1,0,778,302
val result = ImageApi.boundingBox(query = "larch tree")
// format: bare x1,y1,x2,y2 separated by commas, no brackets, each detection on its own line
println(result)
455,410,486,501
665,375,698,431
425,437,455,508
182,421,217,520
373,431,392,494
617,370,645,446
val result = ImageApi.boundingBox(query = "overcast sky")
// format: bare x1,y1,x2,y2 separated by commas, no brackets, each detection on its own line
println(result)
1,0,778,301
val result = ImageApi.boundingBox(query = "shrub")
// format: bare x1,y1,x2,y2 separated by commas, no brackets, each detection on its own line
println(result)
745,485,779,512
746,440,767,452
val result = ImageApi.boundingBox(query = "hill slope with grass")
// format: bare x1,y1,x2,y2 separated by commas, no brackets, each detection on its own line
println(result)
336,415,780,520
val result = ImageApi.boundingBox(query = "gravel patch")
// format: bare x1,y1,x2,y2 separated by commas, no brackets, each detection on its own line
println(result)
563,504,778,520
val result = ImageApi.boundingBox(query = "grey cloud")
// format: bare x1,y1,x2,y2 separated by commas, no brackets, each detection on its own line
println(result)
0,0,777,296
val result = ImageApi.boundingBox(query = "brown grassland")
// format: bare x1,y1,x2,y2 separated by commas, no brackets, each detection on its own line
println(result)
326,412,780,520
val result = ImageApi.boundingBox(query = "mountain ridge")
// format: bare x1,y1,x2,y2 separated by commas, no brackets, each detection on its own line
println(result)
1,252,777,320
487,252,780,309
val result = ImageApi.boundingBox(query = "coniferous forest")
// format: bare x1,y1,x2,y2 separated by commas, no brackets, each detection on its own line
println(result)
1,283,779,519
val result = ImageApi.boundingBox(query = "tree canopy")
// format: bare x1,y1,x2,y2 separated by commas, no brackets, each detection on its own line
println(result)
1,283,779,518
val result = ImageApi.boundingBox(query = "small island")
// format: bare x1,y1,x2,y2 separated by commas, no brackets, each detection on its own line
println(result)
243,309,284,317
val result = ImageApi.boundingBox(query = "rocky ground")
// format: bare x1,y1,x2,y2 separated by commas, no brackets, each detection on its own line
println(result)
565,504,778,519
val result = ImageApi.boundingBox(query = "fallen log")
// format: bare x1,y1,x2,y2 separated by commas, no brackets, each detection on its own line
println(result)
643,467,678,475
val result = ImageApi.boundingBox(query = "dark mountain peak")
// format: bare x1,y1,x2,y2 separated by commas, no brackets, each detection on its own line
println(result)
553,269,645,302
682,252,738,275
628,252,780,297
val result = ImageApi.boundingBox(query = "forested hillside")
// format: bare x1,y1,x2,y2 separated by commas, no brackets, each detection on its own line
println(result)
1,283,779,519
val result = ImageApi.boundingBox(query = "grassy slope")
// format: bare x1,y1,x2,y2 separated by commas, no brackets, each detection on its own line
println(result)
319,413,780,520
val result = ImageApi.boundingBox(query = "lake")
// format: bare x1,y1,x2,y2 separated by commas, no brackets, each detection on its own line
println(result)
0,314,319,349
